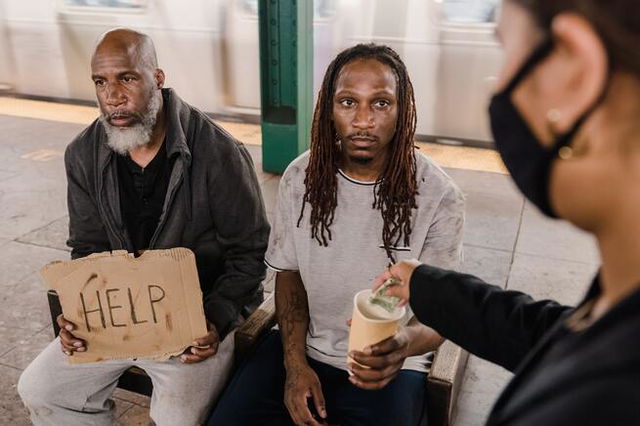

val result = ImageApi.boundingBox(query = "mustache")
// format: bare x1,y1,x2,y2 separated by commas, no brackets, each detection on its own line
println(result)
102,110,144,125
106,110,142,121
347,132,377,141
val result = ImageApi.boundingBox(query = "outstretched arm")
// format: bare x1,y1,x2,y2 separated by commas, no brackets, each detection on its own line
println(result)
376,261,571,372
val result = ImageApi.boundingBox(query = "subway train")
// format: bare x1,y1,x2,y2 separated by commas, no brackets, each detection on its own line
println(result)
0,0,502,145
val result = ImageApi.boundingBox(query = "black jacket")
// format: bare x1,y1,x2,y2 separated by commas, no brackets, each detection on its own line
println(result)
410,265,640,425
64,88,270,339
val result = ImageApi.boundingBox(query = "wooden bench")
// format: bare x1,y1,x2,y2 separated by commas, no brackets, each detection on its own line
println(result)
47,290,467,425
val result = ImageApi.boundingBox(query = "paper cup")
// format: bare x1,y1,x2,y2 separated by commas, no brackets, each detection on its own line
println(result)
347,289,406,366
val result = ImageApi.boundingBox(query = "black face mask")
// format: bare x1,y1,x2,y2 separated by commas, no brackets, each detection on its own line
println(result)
489,38,603,217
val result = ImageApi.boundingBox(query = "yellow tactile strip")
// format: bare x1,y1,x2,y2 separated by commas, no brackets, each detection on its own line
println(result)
0,97,99,125
416,141,506,174
0,96,506,174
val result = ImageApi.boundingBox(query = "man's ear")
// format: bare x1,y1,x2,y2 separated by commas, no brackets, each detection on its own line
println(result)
155,68,166,89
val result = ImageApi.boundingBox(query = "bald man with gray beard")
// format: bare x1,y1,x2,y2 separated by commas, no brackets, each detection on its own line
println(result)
17,28,269,426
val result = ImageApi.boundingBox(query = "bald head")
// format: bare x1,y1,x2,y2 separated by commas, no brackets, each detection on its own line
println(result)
91,28,166,152
92,28,158,72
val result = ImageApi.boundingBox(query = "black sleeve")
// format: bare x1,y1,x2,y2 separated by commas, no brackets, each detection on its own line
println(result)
203,142,270,338
65,145,111,260
520,372,640,426
409,264,571,371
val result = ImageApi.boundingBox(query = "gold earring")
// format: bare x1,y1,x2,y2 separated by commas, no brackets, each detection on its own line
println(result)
546,108,564,145
546,108,562,124
546,109,573,159
558,146,574,160
546,109,563,136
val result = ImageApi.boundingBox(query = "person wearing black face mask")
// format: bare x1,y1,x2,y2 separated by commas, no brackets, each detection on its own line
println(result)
489,37,606,217
366,0,640,425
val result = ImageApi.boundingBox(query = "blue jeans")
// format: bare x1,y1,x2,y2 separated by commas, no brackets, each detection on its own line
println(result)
208,330,427,426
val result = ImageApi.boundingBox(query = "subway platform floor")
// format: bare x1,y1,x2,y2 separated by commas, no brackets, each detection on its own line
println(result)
0,99,600,425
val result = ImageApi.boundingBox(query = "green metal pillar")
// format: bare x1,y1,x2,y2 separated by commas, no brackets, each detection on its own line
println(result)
258,0,313,173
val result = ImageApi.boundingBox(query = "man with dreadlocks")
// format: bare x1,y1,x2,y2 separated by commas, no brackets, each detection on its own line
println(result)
208,44,464,426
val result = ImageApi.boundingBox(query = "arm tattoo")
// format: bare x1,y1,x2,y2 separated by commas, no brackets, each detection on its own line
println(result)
276,272,310,364
279,289,309,332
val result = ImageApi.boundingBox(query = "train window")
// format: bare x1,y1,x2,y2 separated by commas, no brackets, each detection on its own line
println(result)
442,0,501,23
315,0,336,18
62,0,146,9
240,0,258,16
239,0,335,19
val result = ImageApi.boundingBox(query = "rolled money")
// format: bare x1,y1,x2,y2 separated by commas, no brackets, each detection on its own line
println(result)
368,277,400,314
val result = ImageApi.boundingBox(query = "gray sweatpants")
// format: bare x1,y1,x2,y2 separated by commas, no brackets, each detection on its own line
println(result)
17,332,235,426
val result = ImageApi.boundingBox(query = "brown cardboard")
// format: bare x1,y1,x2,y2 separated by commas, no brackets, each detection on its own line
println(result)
39,248,208,364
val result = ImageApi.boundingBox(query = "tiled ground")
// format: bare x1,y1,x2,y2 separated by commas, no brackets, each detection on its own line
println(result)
0,113,600,425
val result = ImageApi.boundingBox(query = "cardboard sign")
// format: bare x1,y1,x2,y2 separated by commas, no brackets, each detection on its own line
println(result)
39,248,208,364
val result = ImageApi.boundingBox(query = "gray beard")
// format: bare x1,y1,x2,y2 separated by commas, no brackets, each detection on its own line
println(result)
100,91,161,155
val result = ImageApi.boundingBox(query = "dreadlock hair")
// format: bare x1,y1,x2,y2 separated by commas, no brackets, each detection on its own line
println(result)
296,43,418,263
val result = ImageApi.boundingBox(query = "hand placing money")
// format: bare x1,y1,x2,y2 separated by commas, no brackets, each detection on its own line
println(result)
371,259,421,307
368,277,401,313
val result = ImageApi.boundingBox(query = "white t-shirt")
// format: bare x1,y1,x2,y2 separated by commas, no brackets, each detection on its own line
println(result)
265,150,465,372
